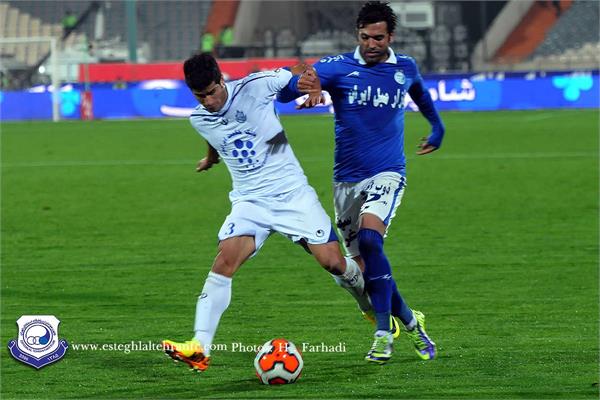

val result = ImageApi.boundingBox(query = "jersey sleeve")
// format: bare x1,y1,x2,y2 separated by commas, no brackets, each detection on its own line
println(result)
247,68,293,98
277,75,302,103
407,58,445,147
277,55,344,102
312,55,343,91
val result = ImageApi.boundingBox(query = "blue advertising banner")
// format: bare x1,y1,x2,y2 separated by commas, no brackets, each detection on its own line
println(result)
1,71,597,121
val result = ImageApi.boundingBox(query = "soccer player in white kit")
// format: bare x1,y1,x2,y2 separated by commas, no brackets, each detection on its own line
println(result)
162,53,370,372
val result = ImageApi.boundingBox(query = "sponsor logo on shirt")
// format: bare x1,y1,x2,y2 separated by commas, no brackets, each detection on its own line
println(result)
348,85,407,108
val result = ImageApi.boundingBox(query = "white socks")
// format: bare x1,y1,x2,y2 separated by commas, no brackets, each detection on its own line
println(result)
193,271,232,356
333,257,372,312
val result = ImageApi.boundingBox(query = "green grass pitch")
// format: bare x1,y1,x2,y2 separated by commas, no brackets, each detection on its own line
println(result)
1,110,598,399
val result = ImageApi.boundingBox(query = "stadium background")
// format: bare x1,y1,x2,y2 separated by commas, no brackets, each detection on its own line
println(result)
0,0,598,119
1,1,598,399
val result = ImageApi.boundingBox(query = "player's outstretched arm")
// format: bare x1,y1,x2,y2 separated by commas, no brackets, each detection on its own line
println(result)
277,64,324,108
416,136,438,155
295,67,324,109
409,81,445,156
196,141,220,172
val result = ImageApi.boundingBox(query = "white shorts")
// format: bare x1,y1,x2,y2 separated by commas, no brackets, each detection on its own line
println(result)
218,184,335,255
333,171,406,257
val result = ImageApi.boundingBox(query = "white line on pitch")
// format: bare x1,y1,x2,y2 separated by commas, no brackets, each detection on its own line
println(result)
1,160,195,168
1,152,597,168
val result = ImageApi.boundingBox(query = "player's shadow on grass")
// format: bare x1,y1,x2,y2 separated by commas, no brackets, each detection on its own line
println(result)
189,378,270,396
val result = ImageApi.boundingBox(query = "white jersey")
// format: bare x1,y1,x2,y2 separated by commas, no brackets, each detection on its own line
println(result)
190,69,308,201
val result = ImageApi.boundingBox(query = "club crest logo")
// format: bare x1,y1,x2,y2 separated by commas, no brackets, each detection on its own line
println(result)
394,70,405,85
235,110,247,123
7,315,69,369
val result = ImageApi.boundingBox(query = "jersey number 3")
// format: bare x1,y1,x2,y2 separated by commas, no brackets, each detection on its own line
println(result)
226,223,235,235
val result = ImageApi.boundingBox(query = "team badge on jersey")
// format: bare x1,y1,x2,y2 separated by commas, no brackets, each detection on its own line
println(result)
7,315,69,369
394,70,406,85
235,110,247,123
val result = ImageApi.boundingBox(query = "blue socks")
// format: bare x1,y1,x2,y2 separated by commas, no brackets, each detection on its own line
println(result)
358,228,413,331
391,280,414,326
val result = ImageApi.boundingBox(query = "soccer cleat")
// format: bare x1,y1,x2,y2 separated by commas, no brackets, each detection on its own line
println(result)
390,316,401,339
365,331,393,364
405,310,436,360
362,309,376,324
162,338,211,372
362,310,401,339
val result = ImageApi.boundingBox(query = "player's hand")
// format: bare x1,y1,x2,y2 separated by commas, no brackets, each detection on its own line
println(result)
289,63,309,76
296,68,324,109
297,68,319,93
416,136,438,155
196,157,219,172
296,92,325,109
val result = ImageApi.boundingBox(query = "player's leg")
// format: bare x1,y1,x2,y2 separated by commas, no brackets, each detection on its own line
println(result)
331,182,375,316
334,182,399,333
271,184,371,313
192,235,256,353
162,235,255,372
360,214,435,360
355,173,408,362
163,202,271,372
307,240,372,313
358,213,395,363
358,172,436,361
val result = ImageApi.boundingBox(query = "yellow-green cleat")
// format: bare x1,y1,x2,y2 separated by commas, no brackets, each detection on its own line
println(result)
365,331,393,364
362,310,401,339
405,310,436,360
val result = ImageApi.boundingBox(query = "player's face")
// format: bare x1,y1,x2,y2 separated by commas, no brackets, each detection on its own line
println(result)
357,21,393,65
193,78,227,112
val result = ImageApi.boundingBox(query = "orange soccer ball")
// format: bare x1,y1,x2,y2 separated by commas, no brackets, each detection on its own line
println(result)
254,338,303,385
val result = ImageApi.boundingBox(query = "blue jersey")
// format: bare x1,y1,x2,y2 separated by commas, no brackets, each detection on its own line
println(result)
281,47,444,182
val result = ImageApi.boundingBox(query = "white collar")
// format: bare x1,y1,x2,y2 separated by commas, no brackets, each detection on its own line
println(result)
353,46,397,65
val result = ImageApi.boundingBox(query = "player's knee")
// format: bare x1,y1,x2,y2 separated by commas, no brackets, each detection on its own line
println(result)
315,249,345,274
212,253,240,277
357,228,384,256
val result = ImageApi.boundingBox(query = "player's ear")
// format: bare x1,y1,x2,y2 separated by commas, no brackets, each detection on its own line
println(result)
388,32,394,43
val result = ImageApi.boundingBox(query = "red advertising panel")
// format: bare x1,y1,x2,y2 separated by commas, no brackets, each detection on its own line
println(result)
79,58,320,83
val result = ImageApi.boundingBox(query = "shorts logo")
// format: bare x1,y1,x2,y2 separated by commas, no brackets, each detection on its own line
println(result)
316,229,325,238
7,315,69,369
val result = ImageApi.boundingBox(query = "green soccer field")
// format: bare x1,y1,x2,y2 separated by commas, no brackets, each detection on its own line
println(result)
1,110,598,399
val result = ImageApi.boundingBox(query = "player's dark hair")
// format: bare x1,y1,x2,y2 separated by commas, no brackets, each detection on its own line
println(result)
183,52,222,91
356,1,396,34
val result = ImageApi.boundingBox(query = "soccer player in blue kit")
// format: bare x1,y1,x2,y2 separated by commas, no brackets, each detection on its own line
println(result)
279,1,445,363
